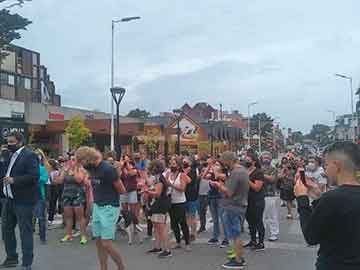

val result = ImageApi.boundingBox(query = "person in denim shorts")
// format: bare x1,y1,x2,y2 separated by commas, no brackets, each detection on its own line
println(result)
210,151,249,270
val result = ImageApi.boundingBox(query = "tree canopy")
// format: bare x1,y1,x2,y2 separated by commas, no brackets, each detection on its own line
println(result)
127,108,151,119
0,0,32,60
65,116,91,150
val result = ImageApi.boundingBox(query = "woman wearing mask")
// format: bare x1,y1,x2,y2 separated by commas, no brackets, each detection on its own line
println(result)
244,153,266,251
53,160,88,244
33,149,50,244
145,160,172,258
165,157,191,251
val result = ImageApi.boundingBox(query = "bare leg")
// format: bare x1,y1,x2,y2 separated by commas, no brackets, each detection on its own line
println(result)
287,202,293,218
153,223,160,249
74,206,87,238
234,238,244,262
101,239,125,270
96,238,109,270
63,207,73,236
159,223,171,252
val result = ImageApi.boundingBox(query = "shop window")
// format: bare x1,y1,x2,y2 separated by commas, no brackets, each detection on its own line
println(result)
24,78,31,89
8,75,15,86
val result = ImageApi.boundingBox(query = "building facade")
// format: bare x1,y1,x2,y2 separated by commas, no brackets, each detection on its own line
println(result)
0,45,60,106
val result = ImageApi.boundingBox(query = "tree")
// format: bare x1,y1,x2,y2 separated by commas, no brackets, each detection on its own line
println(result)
307,124,331,142
143,128,160,157
291,131,304,144
127,108,151,119
0,1,32,61
65,116,91,150
250,113,273,137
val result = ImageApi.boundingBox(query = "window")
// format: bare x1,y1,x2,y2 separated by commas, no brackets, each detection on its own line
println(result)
24,78,31,89
8,75,15,86
0,73,7,85
11,112,24,120
32,53,38,65
33,66,38,77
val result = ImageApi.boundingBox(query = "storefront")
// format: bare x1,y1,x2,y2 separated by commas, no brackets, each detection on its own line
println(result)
0,118,28,145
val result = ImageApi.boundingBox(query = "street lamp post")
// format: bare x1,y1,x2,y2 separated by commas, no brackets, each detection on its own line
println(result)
111,16,141,151
111,87,126,160
208,120,215,156
247,102,258,148
173,109,183,155
335,73,355,141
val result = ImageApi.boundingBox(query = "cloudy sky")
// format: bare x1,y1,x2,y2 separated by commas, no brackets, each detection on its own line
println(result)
14,0,360,132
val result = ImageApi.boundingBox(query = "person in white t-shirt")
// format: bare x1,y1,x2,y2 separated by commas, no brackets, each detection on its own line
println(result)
306,157,327,193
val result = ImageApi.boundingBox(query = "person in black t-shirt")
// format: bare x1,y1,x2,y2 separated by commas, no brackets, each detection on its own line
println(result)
295,141,360,270
75,147,126,270
244,152,266,251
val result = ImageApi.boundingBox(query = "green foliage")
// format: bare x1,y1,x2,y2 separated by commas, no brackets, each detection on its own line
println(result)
143,128,160,154
127,108,151,119
250,113,273,137
198,141,210,153
65,116,91,150
306,124,331,141
291,131,304,144
0,1,32,60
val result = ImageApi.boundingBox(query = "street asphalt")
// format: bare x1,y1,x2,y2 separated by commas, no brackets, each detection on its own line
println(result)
0,208,317,270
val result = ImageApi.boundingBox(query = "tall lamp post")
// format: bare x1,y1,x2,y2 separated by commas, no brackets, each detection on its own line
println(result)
335,73,355,141
111,87,126,160
247,102,258,148
208,120,215,156
111,16,141,151
173,109,183,155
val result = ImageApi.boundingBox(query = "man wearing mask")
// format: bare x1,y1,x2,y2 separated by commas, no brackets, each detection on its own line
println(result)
75,146,126,270
295,141,360,270
260,152,279,242
210,151,249,269
0,132,39,270
306,157,327,193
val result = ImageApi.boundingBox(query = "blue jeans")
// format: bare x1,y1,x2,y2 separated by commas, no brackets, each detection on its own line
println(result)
34,199,47,241
208,198,229,241
2,199,35,267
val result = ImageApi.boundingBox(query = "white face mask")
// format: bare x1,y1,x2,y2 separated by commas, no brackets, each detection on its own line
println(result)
307,162,316,171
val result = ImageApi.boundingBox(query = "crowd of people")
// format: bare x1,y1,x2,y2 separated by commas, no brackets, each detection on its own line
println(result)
1,131,360,270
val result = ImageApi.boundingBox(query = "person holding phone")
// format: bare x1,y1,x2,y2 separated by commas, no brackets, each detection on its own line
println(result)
295,141,360,270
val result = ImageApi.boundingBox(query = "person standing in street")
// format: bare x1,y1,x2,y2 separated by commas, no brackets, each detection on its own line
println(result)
33,149,49,244
210,151,249,269
244,152,266,251
0,132,40,270
75,146,126,270
261,152,280,241
295,141,360,270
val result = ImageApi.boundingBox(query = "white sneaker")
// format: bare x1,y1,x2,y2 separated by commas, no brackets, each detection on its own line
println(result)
268,235,278,242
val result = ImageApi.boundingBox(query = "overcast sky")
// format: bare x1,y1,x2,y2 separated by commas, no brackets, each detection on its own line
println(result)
14,0,360,132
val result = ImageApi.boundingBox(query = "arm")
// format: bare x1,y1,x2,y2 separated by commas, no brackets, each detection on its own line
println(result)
249,170,264,192
39,166,49,185
169,173,187,192
296,195,333,245
249,180,264,192
146,183,163,198
113,179,126,194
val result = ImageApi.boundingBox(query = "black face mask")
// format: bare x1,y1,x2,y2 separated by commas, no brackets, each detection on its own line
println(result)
83,163,95,170
170,166,177,173
7,144,20,153
245,161,253,168
183,163,190,169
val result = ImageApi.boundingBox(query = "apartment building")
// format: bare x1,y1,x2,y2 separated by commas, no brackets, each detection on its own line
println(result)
0,45,60,106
